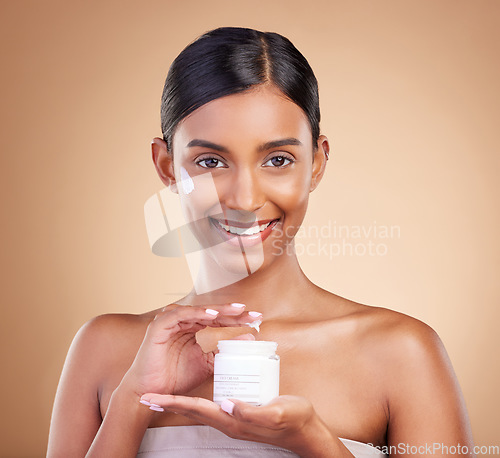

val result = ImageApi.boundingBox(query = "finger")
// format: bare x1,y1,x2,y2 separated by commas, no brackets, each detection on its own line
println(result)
153,303,251,325
140,394,235,428
225,398,294,430
151,306,221,331
207,311,263,328
175,302,249,316
195,302,248,316
220,399,291,439
166,308,262,329
139,394,289,443
150,305,262,336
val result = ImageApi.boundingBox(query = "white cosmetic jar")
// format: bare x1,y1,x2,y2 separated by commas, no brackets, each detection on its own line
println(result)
213,340,280,406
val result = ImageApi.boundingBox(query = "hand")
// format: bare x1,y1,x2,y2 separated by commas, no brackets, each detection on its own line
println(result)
120,303,261,397
138,394,341,457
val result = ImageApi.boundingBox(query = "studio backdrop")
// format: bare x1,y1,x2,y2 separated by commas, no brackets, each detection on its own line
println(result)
1,1,499,456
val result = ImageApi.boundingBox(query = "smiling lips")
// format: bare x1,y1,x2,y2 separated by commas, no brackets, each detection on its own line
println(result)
217,220,275,236
209,217,280,245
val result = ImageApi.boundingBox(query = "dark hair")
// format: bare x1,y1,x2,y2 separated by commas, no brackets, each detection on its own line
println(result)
160,27,320,152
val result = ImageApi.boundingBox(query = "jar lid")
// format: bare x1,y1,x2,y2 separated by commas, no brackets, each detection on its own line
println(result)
217,340,278,356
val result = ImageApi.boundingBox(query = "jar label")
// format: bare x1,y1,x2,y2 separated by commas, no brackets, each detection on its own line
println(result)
213,360,262,405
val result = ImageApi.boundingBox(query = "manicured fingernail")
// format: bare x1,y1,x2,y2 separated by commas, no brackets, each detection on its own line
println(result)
205,309,219,316
149,405,164,412
221,399,235,416
139,399,152,407
248,311,262,318
231,302,246,308
150,403,162,408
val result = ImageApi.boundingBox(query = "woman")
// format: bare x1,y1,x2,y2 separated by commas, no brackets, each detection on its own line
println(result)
47,27,475,457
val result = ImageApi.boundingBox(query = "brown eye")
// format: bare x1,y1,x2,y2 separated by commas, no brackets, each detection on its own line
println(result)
196,157,225,168
263,155,293,168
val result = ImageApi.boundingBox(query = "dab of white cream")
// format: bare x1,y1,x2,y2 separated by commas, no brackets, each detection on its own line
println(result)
246,319,262,332
180,167,194,195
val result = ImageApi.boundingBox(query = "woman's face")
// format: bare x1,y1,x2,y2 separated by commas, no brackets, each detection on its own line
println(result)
155,84,328,277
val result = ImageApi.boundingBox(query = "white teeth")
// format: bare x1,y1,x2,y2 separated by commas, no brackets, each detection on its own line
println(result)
216,220,273,236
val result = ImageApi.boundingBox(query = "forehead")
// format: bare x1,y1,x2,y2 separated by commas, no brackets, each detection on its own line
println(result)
172,85,312,150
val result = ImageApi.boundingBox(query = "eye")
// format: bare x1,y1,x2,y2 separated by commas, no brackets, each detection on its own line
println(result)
263,155,294,168
196,156,226,169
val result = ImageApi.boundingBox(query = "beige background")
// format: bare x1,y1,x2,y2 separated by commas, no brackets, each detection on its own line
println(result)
1,0,499,456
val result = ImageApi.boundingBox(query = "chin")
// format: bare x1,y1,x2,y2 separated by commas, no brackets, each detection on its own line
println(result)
206,242,266,276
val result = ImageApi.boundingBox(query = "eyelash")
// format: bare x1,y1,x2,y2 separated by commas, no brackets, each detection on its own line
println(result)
195,154,295,169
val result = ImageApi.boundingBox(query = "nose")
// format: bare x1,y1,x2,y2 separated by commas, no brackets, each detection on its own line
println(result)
222,167,265,214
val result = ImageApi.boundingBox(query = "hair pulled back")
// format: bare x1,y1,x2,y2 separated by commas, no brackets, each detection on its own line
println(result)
161,27,320,152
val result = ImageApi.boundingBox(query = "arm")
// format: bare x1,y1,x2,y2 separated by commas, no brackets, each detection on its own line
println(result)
384,319,475,457
47,304,261,457
85,381,155,457
47,314,155,458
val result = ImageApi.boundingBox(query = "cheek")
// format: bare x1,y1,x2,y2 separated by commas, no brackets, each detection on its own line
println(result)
264,174,311,241
177,170,223,221
266,172,311,210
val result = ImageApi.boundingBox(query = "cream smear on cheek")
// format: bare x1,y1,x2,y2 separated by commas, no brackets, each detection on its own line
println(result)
180,166,195,194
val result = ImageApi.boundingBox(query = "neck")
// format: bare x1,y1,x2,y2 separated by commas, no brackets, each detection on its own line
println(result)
179,249,317,321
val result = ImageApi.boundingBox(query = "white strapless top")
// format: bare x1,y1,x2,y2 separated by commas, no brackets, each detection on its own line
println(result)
137,425,387,457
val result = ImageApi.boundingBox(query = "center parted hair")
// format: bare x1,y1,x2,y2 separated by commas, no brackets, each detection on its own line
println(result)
160,27,320,152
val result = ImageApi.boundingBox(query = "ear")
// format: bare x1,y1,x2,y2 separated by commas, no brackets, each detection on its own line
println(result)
151,137,178,193
309,135,330,193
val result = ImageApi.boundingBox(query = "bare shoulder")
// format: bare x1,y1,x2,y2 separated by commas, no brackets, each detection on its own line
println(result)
319,290,444,359
316,290,455,387
61,309,161,392
351,302,448,369
60,311,160,408
352,304,460,397
77,311,153,342
351,301,441,348
328,295,472,439
71,311,156,365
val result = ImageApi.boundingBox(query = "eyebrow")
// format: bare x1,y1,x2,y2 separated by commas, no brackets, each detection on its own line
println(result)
186,137,303,153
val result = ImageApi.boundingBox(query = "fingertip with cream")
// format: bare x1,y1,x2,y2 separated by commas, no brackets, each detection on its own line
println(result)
246,319,262,332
